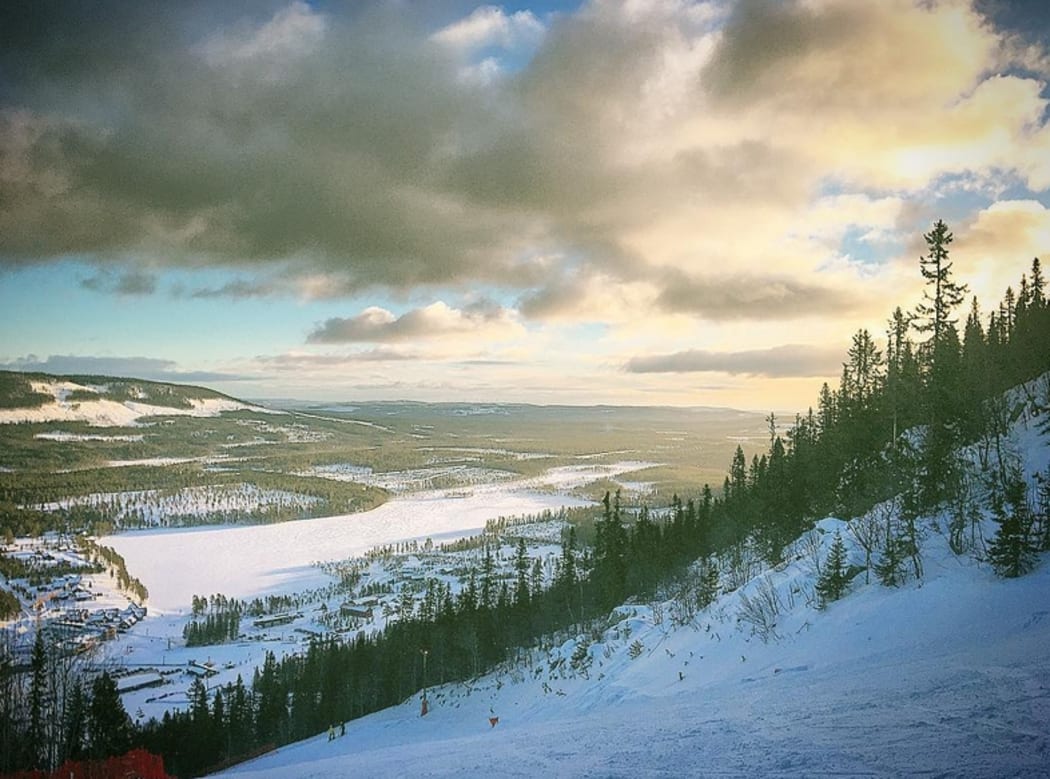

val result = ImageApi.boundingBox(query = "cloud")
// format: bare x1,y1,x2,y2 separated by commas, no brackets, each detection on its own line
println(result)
655,271,861,320
1,355,249,383
256,349,417,369
961,199,1050,256
80,269,157,295
431,6,545,53
200,1,326,70
624,344,844,378
188,278,279,299
0,0,1047,344
953,199,1050,301
306,301,522,344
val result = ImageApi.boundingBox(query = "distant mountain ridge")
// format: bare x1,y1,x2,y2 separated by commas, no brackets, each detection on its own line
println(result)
0,370,266,426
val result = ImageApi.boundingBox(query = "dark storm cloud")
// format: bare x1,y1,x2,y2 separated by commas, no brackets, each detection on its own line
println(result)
0,0,745,304
0,2,549,291
2,0,1040,335
655,271,860,320
624,344,843,377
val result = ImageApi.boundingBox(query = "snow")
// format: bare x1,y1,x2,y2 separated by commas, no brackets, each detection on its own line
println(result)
101,470,601,614
35,431,146,442
0,379,267,426
216,529,1050,779
519,461,659,491
35,483,322,528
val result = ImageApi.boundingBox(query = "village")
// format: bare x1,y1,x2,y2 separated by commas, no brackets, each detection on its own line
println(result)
0,536,149,668
1,512,577,724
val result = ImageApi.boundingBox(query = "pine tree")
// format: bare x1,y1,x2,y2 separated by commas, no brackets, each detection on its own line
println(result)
913,220,968,509
915,220,968,349
513,538,530,607
594,491,628,608
25,631,47,769
480,544,496,610
987,479,1038,578
698,558,720,609
88,672,132,760
729,446,747,501
841,329,884,410
815,532,850,608
63,679,87,763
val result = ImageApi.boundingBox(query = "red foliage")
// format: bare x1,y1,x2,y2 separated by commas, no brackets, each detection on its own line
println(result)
2,749,173,779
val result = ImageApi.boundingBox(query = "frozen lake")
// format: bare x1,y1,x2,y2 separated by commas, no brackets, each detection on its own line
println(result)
102,462,651,613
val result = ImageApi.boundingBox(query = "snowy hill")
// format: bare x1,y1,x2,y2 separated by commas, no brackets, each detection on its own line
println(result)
217,394,1050,778
218,530,1050,777
0,371,271,426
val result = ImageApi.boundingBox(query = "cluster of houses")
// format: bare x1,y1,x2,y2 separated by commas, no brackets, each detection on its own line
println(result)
46,602,148,656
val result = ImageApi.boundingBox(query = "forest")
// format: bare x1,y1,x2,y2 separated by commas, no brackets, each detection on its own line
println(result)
1,222,1048,777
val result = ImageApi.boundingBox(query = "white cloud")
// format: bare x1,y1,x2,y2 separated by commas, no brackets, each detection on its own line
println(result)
955,199,1050,302
307,301,524,344
431,6,545,53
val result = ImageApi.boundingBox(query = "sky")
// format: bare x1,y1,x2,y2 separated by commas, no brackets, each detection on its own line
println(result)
1,0,1049,411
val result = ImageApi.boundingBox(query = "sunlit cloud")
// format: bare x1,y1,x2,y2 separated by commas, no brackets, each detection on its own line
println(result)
307,301,523,344
431,5,545,52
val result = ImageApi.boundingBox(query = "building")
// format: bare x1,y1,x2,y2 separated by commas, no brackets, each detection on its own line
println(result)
252,612,298,628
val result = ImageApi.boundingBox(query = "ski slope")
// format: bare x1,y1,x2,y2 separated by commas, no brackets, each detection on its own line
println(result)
219,531,1049,778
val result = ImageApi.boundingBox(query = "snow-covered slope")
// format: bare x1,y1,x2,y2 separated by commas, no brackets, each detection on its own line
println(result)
218,387,1050,779
0,377,270,426
220,534,1049,778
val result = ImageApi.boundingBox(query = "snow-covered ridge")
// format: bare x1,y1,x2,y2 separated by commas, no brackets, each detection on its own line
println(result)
0,378,274,426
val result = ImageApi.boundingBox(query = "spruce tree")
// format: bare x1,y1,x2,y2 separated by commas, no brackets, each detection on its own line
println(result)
88,672,132,760
987,479,1038,578
915,220,968,348
815,532,849,608
914,220,968,509
513,538,530,607
63,679,87,763
25,631,47,770
698,558,720,609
